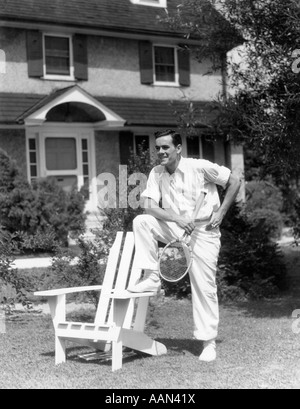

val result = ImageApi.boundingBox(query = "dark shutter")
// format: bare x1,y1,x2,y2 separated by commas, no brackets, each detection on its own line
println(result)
139,41,153,84
178,47,190,87
73,34,88,81
119,131,134,165
27,31,43,78
202,136,215,162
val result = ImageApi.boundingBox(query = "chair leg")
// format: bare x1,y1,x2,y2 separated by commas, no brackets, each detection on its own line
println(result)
112,340,123,371
55,336,66,365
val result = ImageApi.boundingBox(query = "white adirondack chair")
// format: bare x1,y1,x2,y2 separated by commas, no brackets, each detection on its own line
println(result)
34,231,167,371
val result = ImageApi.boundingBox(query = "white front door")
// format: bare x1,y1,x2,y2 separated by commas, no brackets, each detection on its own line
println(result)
26,126,97,212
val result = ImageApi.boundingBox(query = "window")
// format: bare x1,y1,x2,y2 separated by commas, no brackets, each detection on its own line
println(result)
45,138,77,170
43,34,73,79
187,137,200,159
134,135,149,154
119,132,150,164
27,31,88,80
28,137,39,181
139,41,190,86
130,0,167,7
81,138,90,199
154,46,178,85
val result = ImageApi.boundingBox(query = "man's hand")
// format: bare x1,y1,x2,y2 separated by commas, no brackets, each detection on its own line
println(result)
174,215,196,235
206,173,241,230
206,209,225,230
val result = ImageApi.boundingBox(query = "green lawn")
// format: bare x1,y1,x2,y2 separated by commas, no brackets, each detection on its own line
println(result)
0,294,299,389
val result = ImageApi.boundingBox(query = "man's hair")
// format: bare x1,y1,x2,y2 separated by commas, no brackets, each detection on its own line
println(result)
154,129,182,147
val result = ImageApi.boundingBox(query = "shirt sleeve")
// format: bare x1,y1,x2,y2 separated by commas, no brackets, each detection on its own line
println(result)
141,167,161,204
200,160,231,188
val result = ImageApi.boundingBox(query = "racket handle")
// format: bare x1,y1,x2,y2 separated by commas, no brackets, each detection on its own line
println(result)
192,191,207,219
194,217,210,223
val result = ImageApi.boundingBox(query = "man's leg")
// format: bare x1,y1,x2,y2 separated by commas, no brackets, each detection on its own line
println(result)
128,214,182,292
189,228,221,361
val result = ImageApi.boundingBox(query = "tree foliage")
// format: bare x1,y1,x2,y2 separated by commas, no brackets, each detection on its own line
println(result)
162,0,300,238
163,0,300,179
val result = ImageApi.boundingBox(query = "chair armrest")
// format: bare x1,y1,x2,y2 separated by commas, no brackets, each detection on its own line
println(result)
110,290,157,299
34,285,103,297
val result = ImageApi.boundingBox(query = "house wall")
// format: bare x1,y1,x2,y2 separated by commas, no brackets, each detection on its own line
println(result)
0,129,27,177
0,27,223,101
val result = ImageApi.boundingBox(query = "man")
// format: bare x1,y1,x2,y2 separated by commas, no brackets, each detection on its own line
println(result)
127,129,241,362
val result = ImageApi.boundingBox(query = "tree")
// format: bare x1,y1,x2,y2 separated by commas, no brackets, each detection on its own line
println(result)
162,0,300,232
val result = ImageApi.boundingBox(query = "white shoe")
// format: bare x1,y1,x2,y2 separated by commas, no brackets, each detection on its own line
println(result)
127,271,161,293
199,340,216,362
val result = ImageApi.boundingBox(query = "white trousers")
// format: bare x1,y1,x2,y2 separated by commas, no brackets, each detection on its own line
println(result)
132,214,221,341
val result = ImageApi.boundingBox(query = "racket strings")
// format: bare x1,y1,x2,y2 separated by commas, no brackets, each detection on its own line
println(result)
159,241,191,282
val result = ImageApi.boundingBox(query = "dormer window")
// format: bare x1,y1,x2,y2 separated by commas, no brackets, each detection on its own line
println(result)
130,0,167,7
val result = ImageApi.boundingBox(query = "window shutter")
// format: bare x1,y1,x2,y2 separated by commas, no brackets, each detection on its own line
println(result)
26,31,43,78
73,34,88,81
119,131,134,164
178,47,190,87
139,41,154,84
202,136,215,162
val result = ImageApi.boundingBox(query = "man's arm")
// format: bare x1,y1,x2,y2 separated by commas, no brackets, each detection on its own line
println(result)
143,198,196,235
207,173,242,229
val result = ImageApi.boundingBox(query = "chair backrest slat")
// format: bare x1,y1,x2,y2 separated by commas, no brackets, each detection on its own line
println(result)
94,232,124,325
106,232,135,325
113,232,135,291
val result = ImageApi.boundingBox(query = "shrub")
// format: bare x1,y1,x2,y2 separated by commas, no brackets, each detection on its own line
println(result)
0,227,32,309
0,148,20,193
46,236,107,307
0,149,86,252
217,204,286,301
244,180,284,239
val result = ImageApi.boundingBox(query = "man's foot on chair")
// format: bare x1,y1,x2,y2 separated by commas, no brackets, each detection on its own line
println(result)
127,271,161,293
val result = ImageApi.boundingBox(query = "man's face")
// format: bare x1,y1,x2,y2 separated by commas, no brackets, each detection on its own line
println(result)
155,134,181,170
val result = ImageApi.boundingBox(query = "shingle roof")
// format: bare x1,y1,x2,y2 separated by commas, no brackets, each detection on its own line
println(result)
0,0,185,37
0,92,218,127
0,0,243,46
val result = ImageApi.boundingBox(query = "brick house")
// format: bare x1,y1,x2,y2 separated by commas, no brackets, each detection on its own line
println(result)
0,0,244,226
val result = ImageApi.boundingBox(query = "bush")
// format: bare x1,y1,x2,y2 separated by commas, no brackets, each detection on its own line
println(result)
217,204,286,301
0,228,32,309
46,236,107,307
0,149,86,252
244,180,284,239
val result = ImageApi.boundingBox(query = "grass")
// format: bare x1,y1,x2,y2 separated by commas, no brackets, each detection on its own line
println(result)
0,243,299,389
0,295,300,389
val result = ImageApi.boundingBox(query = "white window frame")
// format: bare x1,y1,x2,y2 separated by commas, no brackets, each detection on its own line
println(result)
153,44,179,87
130,0,167,8
43,33,75,81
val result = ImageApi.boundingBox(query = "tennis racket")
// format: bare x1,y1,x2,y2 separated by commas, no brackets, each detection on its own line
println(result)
158,192,207,283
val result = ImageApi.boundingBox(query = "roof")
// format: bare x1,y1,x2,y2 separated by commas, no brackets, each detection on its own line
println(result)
0,0,190,37
0,0,243,46
0,91,218,128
